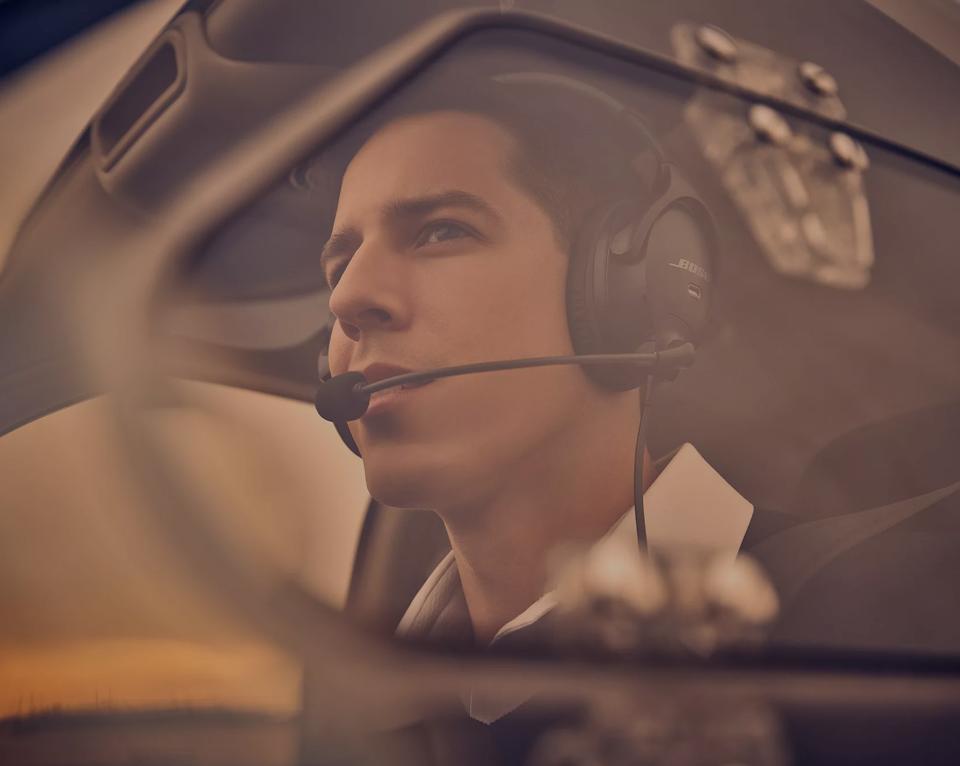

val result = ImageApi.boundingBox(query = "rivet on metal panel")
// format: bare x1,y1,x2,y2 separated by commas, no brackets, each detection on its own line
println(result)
695,25,738,63
829,132,870,171
748,104,792,145
798,61,839,97
610,226,634,258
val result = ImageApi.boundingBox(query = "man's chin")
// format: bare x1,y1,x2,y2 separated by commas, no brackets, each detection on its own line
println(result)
364,472,442,511
360,441,472,511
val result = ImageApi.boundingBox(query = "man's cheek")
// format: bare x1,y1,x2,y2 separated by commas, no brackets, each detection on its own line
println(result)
326,326,351,375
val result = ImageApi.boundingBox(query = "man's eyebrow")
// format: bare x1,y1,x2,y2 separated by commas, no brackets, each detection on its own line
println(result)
383,189,504,226
320,227,362,274
320,190,502,279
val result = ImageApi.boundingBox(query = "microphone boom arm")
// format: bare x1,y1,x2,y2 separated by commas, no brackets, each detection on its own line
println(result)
358,343,696,395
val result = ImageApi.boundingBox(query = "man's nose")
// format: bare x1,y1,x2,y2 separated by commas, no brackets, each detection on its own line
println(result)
327,242,410,341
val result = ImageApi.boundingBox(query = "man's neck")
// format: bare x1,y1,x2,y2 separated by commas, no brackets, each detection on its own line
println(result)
438,410,644,644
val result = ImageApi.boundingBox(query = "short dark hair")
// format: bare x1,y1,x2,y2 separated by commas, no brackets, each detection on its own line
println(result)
318,76,657,255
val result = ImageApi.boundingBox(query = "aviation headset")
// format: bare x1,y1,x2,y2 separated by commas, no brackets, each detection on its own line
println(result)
319,72,716,456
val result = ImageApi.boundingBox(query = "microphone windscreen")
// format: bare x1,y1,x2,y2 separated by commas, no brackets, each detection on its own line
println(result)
314,371,369,422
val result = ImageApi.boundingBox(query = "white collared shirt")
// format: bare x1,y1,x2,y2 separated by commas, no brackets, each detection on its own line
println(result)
396,443,754,722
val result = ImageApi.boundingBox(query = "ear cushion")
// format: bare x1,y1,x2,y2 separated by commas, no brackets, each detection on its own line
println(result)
565,205,606,359
566,200,653,391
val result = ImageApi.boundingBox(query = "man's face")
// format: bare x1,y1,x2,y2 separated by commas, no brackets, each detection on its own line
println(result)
324,111,611,510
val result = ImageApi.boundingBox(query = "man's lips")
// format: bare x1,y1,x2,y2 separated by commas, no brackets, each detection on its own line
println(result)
358,362,415,386
355,362,435,416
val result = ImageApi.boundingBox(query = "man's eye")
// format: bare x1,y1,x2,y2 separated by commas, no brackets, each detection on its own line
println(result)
415,221,472,247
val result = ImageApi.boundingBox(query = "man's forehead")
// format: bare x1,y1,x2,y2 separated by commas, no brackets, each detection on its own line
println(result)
335,110,517,219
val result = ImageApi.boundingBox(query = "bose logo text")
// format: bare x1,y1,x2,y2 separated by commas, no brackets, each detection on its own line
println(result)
668,259,710,282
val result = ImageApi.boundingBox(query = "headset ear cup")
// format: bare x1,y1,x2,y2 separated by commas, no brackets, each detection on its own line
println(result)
567,203,653,391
